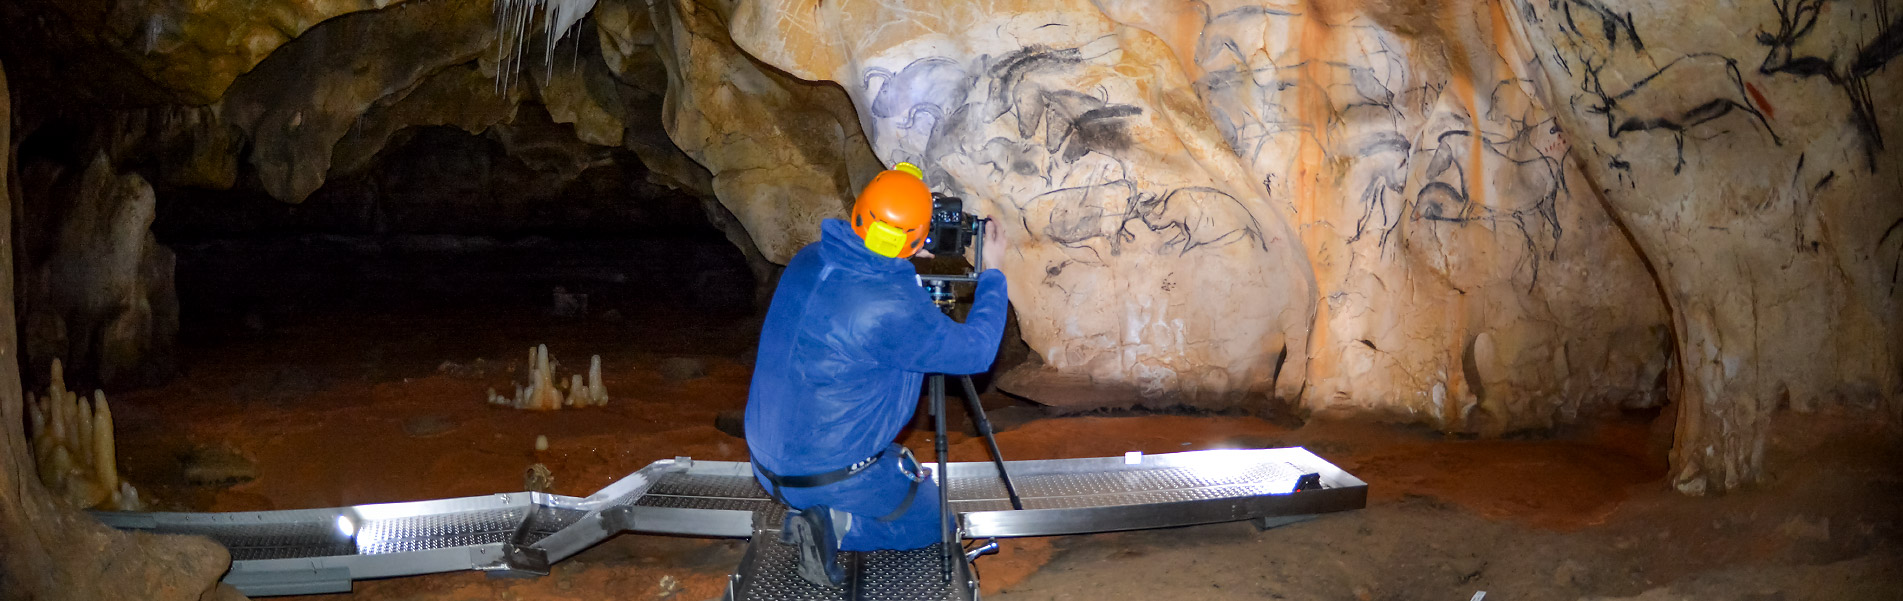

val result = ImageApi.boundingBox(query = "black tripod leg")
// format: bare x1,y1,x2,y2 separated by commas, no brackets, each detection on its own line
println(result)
930,374,954,582
958,376,1023,510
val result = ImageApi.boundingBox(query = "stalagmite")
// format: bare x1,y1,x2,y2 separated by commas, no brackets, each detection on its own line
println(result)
527,344,564,410
488,346,608,409
25,360,141,510
565,374,584,406
586,355,607,406
93,391,118,498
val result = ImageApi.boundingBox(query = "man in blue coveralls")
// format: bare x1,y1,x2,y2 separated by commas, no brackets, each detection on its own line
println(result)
744,162,1009,587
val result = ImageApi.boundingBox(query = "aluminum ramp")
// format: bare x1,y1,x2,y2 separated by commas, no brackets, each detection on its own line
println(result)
93,447,1367,597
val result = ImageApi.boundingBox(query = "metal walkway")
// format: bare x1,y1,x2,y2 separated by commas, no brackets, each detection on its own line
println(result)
94,447,1367,598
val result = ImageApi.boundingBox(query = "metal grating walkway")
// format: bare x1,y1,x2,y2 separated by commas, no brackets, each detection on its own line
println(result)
93,447,1367,597
725,538,976,601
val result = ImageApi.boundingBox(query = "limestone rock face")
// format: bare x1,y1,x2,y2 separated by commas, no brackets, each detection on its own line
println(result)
728,0,1669,422
642,0,882,262
20,155,179,389
3,0,408,104
732,0,1325,410
221,0,504,204
0,58,239,601
3,0,1893,496
1498,0,1903,492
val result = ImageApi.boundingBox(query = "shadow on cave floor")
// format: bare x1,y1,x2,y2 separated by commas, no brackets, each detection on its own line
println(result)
98,237,1903,601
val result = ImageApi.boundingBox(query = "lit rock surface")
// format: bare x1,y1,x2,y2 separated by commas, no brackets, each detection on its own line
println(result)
0,0,1895,496
732,0,1326,411
643,0,882,262
1498,0,1903,492
727,0,1672,428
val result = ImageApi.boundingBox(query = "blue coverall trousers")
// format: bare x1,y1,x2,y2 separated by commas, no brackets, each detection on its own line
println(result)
753,443,943,552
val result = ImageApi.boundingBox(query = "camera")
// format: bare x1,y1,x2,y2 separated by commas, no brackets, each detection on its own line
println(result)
916,194,989,313
922,194,982,258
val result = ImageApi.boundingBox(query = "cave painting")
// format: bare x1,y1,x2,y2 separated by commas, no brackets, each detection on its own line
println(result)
720,0,1671,428
0,0,1890,498
719,0,1896,493
1754,0,1903,170
1503,0,1901,492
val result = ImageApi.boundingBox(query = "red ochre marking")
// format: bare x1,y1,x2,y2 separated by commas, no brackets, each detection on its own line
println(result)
1746,82,1776,120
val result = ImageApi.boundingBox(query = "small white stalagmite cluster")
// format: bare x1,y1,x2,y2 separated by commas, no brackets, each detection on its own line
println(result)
26,359,142,510
487,344,608,410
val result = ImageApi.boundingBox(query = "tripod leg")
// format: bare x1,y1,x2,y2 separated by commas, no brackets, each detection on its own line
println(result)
930,374,954,582
958,376,1024,511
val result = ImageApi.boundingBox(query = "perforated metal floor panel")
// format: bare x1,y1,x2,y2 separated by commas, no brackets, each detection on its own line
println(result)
725,537,975,601
94,448,1366,596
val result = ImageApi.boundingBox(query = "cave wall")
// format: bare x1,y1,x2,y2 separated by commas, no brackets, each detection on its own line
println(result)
0,0,414,105
0,57,240,601
725,0,1673,431
0,0,1894,496
17,155,178,389
640,0,883,263
1498,0,1903,492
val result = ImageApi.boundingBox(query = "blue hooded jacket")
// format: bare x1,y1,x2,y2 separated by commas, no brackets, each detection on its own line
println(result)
745,218,1009,478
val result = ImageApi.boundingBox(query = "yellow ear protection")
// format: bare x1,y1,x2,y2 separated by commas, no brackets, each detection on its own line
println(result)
863,221,910,258
850,162,934,258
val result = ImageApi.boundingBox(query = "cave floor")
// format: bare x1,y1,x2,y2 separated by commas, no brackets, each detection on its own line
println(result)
105,304,1902,601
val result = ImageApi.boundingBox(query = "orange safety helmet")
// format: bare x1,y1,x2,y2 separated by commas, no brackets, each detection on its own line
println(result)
850,162,933,258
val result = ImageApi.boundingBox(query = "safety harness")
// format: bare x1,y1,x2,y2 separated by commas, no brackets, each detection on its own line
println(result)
754,446,924,522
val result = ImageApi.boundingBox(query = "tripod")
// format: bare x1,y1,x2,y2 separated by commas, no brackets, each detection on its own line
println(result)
916,222,1024,583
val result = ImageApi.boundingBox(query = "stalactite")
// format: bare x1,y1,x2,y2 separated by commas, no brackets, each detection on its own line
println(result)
493,0,599,94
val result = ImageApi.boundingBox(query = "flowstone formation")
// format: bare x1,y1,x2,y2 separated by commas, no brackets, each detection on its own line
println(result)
27,360,141,511
488,345,610,409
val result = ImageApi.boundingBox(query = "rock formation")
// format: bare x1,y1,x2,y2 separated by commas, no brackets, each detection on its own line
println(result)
489,345,610,409
724,0,1897,493
0,0,1895,498
641,0,883,262
1498,0,1903,492
28,359,143,511
18,154,179,389
0,58,242,601
0,0,414,104
727,0,1672,432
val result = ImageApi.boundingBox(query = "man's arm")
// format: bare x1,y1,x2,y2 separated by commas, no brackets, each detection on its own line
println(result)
856,270,1009,375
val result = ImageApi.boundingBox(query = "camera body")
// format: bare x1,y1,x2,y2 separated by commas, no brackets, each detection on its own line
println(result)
922,194,981,258
917,194,988,314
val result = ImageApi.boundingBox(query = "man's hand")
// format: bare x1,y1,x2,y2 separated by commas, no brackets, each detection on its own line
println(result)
977,220,1007,271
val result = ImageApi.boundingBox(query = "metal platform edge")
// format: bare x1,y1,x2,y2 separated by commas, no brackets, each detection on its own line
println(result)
92,448,1366,597
962,447,1368,538
91,459,695,596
